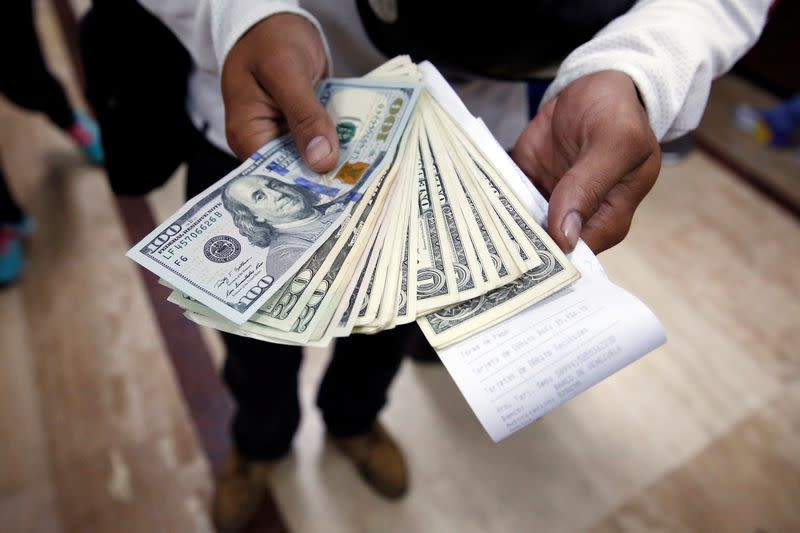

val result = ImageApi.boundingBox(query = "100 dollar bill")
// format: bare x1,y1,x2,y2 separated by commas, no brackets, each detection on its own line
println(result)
127,78,421,324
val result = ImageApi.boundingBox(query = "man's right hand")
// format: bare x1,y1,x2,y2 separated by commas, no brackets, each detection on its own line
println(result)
221,13,339,171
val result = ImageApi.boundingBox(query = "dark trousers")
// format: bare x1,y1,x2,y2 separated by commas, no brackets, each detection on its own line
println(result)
2,0,74,130
184,127,408,460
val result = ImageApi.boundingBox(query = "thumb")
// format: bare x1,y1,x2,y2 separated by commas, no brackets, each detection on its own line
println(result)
547,144,637,253
257,62,340,173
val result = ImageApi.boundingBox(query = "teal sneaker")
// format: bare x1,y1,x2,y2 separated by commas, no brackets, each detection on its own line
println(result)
69,110,105,165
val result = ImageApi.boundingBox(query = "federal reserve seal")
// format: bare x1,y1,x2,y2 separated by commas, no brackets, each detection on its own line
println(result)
204,235,241,263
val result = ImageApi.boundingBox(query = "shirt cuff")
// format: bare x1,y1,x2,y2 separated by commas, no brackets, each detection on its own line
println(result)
541,49,678,142
210,1,333,76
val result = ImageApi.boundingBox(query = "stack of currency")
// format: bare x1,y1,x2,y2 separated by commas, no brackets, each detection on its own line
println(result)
127,57,579,349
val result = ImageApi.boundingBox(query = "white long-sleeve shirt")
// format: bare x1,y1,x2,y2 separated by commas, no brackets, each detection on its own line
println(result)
137,0,770,154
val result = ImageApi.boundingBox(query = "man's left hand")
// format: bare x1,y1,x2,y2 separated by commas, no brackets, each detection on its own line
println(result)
512,70,661,254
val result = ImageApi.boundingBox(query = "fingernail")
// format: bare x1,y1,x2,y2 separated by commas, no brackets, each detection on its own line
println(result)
561,211,582,252
305,136,332,166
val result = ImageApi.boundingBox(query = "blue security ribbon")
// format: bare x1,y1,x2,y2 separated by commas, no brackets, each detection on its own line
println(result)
295,177,341,197
344,191,363,203
266,161,288,174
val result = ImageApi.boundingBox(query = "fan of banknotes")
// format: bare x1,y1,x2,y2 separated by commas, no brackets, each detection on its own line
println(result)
127,56,580,349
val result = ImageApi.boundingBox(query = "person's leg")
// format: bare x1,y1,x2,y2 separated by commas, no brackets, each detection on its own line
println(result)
2,1,75,129
184,123,305,457
81,0,193,184
184,124,306,529
317,326,407,436
316,324,409,498
221,334,304,459
2,1,103,163
214,331,305,531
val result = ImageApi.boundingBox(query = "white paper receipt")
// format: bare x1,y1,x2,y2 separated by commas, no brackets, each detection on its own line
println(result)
437,279,665,441
421,61,667,442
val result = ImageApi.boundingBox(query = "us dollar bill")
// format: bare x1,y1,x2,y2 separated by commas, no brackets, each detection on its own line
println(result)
433,113,546,272
423,104,515,289
127,78,420,324
143,56,585,350
416,96,580,347
376,160,416,328
417,245,579,349
395,159,419,324
469,150,548,270
426,102,524,283
168,290,317,346
292,164,404,336
327,216,385,337
413,136,459,314
356,172,408,326
251,157,399,338
419,124,485,301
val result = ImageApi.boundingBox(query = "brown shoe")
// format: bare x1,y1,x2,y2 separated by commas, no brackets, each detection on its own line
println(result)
331,422,408,499
212,450,277,532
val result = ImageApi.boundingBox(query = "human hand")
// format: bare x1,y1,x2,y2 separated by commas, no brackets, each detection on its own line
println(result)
221,13,339,171
512,70,661,254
